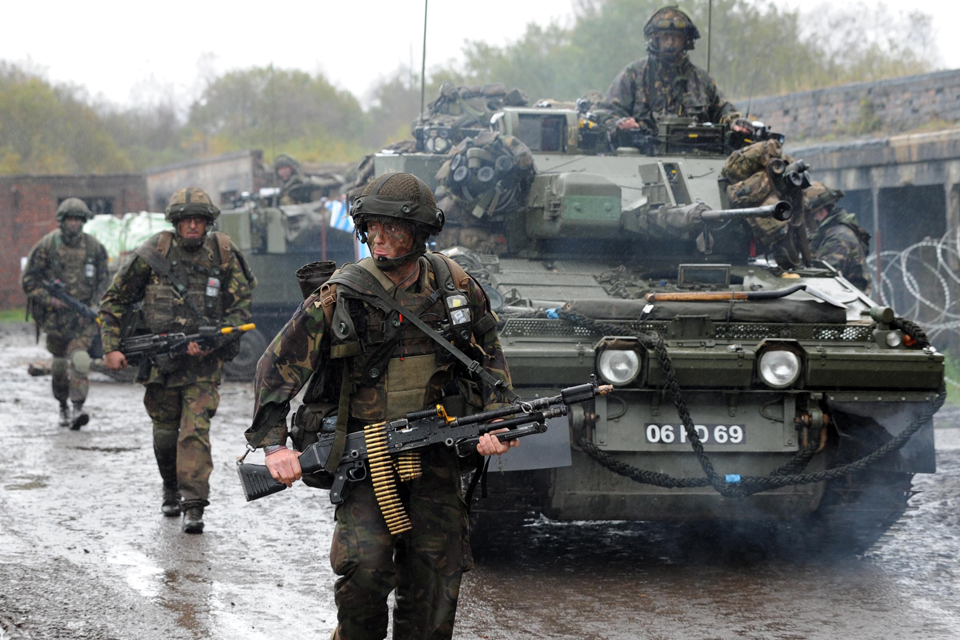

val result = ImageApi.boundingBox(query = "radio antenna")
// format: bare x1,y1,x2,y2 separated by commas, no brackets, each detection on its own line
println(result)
706,0,713,74
420,0,428,122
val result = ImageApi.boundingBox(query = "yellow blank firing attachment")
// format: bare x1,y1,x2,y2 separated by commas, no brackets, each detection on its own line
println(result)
221,323,257,335
434,405,455,424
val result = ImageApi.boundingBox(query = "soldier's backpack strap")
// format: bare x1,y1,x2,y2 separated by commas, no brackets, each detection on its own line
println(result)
423,252,499,339
211,231,232,272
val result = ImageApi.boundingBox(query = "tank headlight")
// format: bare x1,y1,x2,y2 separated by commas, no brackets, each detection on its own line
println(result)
885,331,903,348
598,350,641,385
758,350,801,389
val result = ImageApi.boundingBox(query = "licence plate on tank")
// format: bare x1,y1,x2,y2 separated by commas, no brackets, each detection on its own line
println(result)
644,423,746,445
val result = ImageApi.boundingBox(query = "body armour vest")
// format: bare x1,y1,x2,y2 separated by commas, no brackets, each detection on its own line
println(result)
318,253,488,425
46,231,101,303
141,232,227,334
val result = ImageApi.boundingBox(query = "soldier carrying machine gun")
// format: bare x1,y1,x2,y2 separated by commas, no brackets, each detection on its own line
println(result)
119,323,256,380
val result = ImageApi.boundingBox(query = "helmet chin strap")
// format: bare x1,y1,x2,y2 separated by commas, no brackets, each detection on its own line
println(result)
370,244,426,272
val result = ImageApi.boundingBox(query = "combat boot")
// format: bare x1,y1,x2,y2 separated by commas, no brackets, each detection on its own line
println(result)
182,507,204,534
161,484,181,517
70,401,89,431
59,402,70,428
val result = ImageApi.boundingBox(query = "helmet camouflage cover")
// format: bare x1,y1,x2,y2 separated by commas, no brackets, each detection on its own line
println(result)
803,181,845,214
164,187,220,223
644,6,700,51
56,197,93,222
352,173,445,237
274,153,300,172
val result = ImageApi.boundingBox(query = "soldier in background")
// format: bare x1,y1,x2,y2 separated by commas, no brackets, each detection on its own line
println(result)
100,188,256,533
21,198,109,429
604,6,750,139
274,153,322,204
248,173,515,639
804,181,872,293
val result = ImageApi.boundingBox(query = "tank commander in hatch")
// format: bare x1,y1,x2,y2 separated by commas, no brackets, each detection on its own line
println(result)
603,5,751,140
274,153,323,205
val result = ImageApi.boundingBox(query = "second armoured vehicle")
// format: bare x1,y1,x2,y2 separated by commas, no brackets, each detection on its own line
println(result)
373,104,945,551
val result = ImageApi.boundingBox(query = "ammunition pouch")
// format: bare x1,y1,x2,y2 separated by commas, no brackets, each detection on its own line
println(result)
291,401,338,489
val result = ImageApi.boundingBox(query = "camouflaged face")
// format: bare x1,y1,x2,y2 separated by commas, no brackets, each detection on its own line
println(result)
99,230,254,387
248,254,512,447
603,56,739,133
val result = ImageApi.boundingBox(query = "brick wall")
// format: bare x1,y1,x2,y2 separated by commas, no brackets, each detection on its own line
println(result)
0,175,147,310
738,69,960,142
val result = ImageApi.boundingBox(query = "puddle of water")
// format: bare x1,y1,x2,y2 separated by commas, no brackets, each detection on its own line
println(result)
4,476,48,491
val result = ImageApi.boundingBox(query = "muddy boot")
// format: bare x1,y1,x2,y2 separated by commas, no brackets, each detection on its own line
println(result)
161,484,181,517
182,506,204,534
70,401,89,431
59,402,71,428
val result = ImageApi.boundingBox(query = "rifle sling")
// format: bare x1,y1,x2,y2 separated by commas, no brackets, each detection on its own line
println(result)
326,362,352,474
339,265,517,402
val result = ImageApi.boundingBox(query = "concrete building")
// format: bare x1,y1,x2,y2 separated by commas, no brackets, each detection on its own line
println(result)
0,174,148,309
145,149,270,211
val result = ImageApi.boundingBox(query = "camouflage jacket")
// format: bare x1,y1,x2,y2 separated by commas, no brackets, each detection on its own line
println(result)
99,231,254,386
21,230,109,338
810,208,871,292
247,255,513,447
604,55,740,133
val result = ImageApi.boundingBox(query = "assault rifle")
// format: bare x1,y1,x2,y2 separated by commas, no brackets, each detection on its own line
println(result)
44,279,103,358
119,323,257,365
238,379,613,515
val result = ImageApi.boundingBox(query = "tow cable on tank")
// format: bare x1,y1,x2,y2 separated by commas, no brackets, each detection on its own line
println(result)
554,308,945,500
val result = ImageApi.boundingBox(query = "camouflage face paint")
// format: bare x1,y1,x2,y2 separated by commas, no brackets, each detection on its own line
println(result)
366,219,415,259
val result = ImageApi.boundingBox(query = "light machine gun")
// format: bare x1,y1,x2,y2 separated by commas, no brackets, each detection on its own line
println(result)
119,323,256,366
237,379,612,534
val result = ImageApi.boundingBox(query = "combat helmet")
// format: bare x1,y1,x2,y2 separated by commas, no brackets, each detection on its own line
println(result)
274,153,300,173
164,187,220,224
351,173,445,271
56,197,93,222
644,6,700,54
803,181,845,214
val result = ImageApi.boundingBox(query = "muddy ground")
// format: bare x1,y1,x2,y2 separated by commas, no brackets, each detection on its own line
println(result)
2,322,960,640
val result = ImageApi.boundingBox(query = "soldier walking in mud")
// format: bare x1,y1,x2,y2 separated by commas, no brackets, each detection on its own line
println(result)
21,198,109,430
804,181,872,293
246,172,516,639
604,6,751,139
100,187,256,534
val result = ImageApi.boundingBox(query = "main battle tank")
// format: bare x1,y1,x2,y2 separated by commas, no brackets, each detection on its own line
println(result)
374,105,945,552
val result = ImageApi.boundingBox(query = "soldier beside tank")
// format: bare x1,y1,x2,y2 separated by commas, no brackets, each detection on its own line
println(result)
246,173,515,640
804,181,872,293
604,6,751,140
21,198,109,430
100,187,256,534
274,153,323,205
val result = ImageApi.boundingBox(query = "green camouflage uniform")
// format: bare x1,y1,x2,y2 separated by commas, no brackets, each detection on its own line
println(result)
100,231,254,508
21,229,109,405
810,208,872,293
604,55,740,134
248,254,512,640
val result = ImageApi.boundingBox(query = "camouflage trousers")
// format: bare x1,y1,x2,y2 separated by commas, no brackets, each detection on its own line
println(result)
142,382,220,507
330,469,472,640
46,324,97,404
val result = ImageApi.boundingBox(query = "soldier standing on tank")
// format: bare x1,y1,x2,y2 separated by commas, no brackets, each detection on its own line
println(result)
804,181,872,293
274,153,322,205
247,172,516,640
604,6,751,139
100,187,256,534
21,198,109,430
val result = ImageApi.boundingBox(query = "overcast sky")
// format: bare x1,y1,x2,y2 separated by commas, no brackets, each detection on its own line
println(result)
4,0,957,109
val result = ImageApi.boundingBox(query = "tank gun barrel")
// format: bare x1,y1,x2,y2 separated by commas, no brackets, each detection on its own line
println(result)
699,201,792,223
